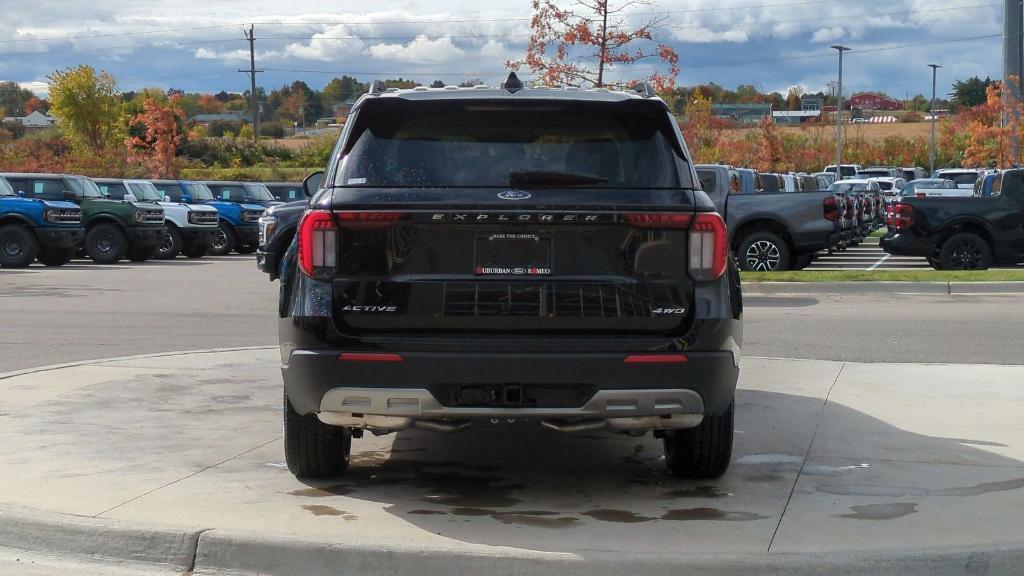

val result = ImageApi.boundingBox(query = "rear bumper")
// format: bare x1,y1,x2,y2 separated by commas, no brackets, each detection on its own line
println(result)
34,227,84,250
791,222,842,253
880,232,934,257
126,226,165,247
181,226,219,249
282,348,739,419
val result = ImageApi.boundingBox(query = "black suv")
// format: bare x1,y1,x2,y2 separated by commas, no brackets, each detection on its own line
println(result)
278,76,743,479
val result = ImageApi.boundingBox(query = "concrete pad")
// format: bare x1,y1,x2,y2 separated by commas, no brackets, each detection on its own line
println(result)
1,349,1022,574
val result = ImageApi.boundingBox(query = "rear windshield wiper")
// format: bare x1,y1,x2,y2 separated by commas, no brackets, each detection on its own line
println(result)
509,171,608,188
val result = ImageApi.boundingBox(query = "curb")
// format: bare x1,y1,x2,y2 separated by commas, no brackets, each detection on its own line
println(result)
0,346,277,382
3,504,1022,576
744,281,1024,295
0,505,201,573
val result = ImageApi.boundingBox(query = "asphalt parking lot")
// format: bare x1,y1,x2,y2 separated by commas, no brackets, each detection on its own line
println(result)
806,236,929,270
3,255,1024,370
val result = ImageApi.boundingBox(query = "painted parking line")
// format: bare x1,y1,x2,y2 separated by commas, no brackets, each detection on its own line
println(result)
866,253,892,271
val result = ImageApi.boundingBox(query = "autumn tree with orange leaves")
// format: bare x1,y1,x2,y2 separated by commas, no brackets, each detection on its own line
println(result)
508,0,679,90
127,96,184,179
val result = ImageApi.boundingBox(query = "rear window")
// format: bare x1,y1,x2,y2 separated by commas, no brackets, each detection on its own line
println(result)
335,99,690,189
943,172,979,185
697,170,717,193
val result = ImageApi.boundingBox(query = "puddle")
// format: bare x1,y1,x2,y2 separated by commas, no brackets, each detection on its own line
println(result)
840,502,917,520
582,509,656,523
661,486,732,499
816,478,1024,498
661,507,768,522
734,454,804,465
422,493,521,508
302,505,345,516
408,509,447,515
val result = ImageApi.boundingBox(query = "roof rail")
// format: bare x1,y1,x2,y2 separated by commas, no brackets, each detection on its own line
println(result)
368,80,387,94
628,81,656,98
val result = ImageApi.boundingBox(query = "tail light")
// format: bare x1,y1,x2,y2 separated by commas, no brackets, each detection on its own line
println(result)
892,204,914,230
823,196,840,222
297,210,337,277
885,205,894,227
624,213,693,228
298,210,406,276
689,212,728,281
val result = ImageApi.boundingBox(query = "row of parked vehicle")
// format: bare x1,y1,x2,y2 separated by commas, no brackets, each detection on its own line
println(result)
696,164,887,272
0,173,303,268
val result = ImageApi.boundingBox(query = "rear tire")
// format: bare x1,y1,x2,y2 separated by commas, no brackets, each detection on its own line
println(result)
939,233,992,270
737,231,791,272
156,226,182,259
284,392,352,478
208,223,235,256
926,256,942,271
664,401,734,479
0,225,39,268
36,247,76,267
85,224,127,264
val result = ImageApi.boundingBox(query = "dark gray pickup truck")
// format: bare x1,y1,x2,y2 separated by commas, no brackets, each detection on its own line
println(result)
696,165,843,271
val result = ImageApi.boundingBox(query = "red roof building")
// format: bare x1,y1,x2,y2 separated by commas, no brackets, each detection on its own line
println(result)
848,93,904,111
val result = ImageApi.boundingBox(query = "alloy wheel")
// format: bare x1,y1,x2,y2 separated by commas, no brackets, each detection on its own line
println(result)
158,231,174,255
745,240,781,272
2,237,23,258
211,229,227,250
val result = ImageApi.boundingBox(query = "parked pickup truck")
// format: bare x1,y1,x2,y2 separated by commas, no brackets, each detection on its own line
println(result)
881,169,1024,270
278,79,743,480
697,164,843,271
901,178,972,198
256,175,318,281
94,179,220,259
150,180,266,256
3,173,165,264
0,174,84,267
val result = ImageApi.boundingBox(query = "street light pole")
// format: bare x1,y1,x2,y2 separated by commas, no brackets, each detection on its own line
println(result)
928,64,942,174
831,45,851,177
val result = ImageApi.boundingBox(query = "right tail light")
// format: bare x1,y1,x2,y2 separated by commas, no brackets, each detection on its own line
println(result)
689,212,728,282
298,210,407,277
892,204,914,230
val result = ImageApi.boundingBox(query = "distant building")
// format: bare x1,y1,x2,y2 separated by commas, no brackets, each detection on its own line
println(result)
772,110,822,125
800,95,824,111
2,111,55,128
711,103,771,125
848,93,904,111
193,112,251,126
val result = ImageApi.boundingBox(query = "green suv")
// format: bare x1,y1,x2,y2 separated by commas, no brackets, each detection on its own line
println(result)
3,173,165,264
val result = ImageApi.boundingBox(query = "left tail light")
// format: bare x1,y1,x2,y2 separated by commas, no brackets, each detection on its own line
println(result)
297,210,337,277
689,212,728,282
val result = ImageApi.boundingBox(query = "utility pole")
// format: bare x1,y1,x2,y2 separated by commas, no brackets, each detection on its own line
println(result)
831,45,851,178
238,25,263,140
928,64,941,174
1004,0,1023,162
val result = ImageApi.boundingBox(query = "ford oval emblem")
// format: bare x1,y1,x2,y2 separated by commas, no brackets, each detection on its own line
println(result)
497,190,532,200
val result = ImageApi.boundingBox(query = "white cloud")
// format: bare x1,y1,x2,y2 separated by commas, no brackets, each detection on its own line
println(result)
367,35,465,63
811,27,846,43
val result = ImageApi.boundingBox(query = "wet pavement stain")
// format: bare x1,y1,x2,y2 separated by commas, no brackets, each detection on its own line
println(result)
661,507,768,522
423,493,521,508
744,474,786,483
936,478,1024,497
288,484,355,497
661,486,732,499
302,505,347,517
494,514,578,529
840,502,918,520
408,509,448,515
582,509,656,523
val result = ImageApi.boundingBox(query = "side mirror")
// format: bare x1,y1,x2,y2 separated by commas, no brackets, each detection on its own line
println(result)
62,191,77,201
18,190,26,198
125,193,138,202
303,171,325,198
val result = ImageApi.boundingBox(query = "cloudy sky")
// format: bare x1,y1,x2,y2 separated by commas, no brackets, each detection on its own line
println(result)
0,0,1006,99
